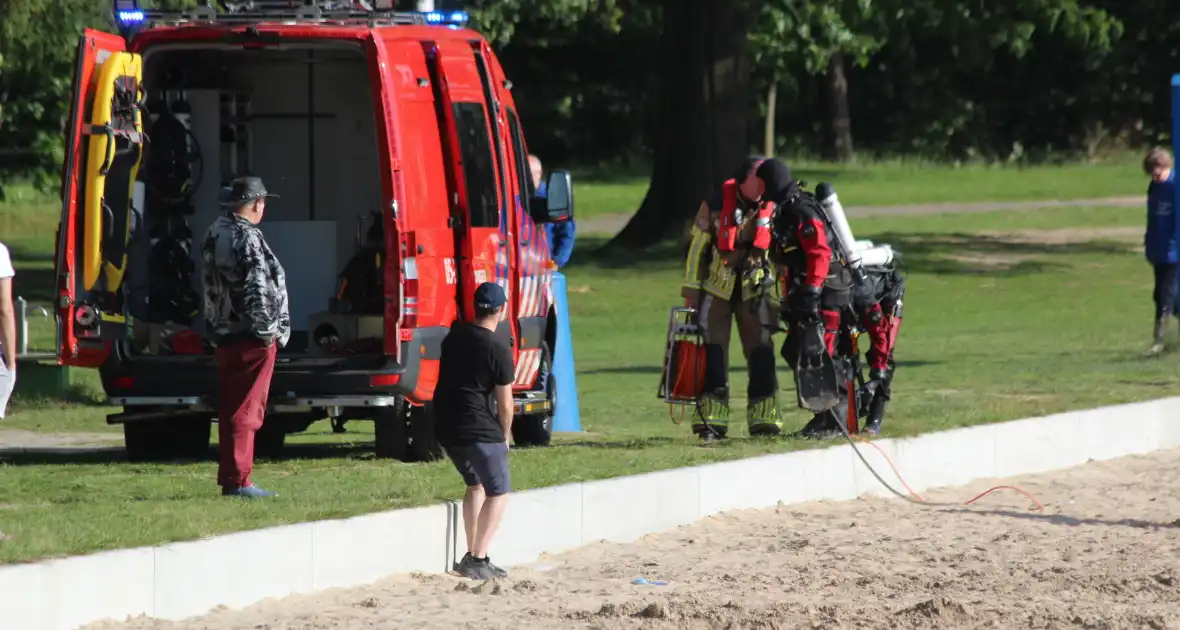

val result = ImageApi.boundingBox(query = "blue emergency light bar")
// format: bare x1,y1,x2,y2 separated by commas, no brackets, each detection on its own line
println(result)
425,11,469,26
115,5,468,27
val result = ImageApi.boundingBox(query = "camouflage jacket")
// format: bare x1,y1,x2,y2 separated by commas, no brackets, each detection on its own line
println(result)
201,213,291,348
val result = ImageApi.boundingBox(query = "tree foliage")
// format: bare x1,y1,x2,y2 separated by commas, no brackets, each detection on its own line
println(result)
0,0,1178,198
465,0,626,48
0,0,107,195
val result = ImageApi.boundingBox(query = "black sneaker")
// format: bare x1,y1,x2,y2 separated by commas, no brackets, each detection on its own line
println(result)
453,551,472,573
470,555,508,579
456,555,492,580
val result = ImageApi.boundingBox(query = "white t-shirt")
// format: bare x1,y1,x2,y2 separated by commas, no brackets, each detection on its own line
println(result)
0,241,11,416
0,243,12,279
0,242,13,363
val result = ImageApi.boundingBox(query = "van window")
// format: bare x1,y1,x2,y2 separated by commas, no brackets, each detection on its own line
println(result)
506,109,534,211
452,101,500,228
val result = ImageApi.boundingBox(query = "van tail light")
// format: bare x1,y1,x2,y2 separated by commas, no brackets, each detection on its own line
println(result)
400,233,419,329
112,376,134,389
370,374,401,387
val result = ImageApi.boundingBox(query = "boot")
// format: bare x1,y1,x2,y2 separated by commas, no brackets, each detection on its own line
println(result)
693,392,729,442
747,395,783,437
862,393,886,435
860,364,893,436
1148,317,1166,355
746,345,783,437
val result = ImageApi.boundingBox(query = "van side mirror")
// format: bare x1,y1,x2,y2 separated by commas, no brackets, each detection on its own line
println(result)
530,170,574,224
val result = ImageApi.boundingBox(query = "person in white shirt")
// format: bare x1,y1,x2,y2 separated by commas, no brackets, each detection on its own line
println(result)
0,241,15,418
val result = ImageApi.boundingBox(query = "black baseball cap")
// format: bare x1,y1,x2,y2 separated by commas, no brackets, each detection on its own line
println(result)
754,158,796,203
220,176,280,206
474,281,507,309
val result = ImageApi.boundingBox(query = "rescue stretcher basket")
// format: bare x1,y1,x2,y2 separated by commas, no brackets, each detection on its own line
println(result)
657,306,707,412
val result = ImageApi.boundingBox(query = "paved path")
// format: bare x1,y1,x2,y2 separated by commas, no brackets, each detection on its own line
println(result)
578,195,1143,235
0,429,121,455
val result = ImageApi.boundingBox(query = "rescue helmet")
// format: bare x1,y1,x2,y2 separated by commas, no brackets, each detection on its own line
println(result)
734,155,768,183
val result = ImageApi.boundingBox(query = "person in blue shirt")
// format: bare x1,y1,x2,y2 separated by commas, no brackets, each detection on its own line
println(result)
1143,147,1177,355
530,155,575,268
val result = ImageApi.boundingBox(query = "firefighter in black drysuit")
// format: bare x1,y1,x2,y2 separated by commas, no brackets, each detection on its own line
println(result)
772,190,907,438
681,157,835,440
768,185,859,439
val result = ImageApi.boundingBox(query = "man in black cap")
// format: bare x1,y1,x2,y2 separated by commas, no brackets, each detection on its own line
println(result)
201,176,289,498
434,281,515,580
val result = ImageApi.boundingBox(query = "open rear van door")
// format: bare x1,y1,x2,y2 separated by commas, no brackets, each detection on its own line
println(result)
423,42,514,337
55,30,146,367
363,33,405,362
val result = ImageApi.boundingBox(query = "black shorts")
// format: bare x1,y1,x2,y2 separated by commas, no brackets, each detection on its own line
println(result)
444,442,512,497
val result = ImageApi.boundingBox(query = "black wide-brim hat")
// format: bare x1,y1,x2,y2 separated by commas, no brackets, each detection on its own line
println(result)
220,176,280,206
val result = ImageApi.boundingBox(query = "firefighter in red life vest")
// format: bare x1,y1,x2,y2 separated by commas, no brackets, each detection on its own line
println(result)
681,157,830,441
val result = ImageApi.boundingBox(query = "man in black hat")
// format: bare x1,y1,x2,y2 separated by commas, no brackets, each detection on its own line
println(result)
201,176,289,498
434,281,515,580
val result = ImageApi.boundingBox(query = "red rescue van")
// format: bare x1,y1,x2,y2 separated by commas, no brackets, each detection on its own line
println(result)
53,1,573,463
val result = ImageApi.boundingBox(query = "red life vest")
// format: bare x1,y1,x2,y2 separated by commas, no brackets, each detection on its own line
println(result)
716,179,774,254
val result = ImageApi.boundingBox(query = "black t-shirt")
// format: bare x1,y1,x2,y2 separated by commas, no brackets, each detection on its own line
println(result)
433,323,515,446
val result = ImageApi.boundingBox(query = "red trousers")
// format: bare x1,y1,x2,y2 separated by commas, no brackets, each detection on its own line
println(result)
215,338,277,488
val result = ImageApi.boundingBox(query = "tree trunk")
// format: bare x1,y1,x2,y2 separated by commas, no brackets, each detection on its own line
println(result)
763,78,777,157
606,0,751,249
823,52,854,162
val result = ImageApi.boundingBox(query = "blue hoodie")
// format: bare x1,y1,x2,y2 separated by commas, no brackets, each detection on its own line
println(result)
535,181,576,268
1145,169,1178,264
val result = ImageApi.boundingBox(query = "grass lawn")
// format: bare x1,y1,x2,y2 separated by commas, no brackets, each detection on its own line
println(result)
0,158,1173,564
572,152,1150,219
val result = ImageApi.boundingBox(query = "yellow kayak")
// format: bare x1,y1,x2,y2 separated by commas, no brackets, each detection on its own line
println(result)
82,51,144,294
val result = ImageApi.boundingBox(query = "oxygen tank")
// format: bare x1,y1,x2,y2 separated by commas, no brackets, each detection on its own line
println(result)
858,245,895,267
814,182,864,272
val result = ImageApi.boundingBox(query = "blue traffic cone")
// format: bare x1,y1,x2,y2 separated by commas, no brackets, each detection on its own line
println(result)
550,271,582,433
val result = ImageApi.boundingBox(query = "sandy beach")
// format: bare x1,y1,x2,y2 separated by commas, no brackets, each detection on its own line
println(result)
86,446,1180,630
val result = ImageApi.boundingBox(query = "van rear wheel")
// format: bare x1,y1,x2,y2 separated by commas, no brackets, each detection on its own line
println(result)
374,403,410,461
123,415,212,462
408,402,443,463
254,420,287,459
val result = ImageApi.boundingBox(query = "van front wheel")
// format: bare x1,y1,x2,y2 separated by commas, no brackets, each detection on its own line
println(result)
512,342,555,447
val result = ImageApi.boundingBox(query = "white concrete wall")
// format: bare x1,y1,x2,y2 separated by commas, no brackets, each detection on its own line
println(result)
3,395,1178,630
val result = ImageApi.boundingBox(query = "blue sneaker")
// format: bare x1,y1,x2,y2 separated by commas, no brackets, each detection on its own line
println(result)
222,484,277,498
